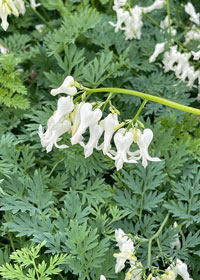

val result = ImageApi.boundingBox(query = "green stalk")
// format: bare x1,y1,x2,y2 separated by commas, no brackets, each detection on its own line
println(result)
49,157,65,177
166,0,172,40
24,0,53,31
8,232,15,252
124,99,147,134
85,88,200,115
143,13,161,29
147,213,170,267
91,0,95,8
109,0,114,11
132,99,147,123
102,92,113,112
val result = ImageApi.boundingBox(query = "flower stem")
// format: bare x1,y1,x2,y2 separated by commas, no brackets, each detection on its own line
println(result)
166,0,172,40
102,92,113,112
132,99,147,123
147,213,170,267
91,0,95,8
143,13,161,29
8,232,15,252
85,88,200,116
23,0,53,31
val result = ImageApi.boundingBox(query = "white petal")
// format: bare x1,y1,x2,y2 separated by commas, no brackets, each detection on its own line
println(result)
50,76,77,96
137,129,161,168
149,42,165,63
81,123,103,158
174,259,191,280
100,113,119,154
53,96,74,123
71,103,102,145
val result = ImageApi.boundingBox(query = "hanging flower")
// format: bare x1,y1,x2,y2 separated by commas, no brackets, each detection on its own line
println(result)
142,0,165,14
98,113,119,155
149,42,165,63
0,0,25,30
80,123,104,158
38,119,71,152
38,96,74,152
71,103,102,145
133,128,161,168
50,76,77,96
107,128,138,171
185,2,200,26
114,229,136,273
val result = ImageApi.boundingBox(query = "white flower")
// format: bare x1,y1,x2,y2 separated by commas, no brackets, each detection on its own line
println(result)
52,96,74,124
35,23,44,32
113,0,127,11
98,113,119,155
185,25,200,43
187,67,200,87
115,229,132,251
160,15,169,28
0,43,8,54
38,120,71,152
114,229,135,273
71,103,102,145
160,16,176,36
15,0,26,15
174,259,193,280
134,128,161,168
71,102,83,136
126,6,143,40
100,276,106,280
185,2,200,26
38,96,74,152
80,123,103,158
50,76,77,96
143,0,165,14
160,270,176,280
107,128,138,171
191,50,200,60
0,2,9,31
125,262,143,280
0,0,26,30
109,8,130,32
149,42,165,63
30,0,40,9
171,222,181,250
165,259,193,280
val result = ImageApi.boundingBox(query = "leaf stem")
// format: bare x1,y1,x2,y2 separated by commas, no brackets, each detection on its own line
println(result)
49,157,65,177
147,213,170,267
85,88,200,116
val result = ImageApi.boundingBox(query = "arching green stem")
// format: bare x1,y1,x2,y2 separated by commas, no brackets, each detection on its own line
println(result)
147,213,170,267
85,88,200,115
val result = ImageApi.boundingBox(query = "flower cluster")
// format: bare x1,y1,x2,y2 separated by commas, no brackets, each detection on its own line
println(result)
101,228,192,280
109,0,165,40
149,2,200,91
0,0,40,31
113,229,143,279
38,76,160,171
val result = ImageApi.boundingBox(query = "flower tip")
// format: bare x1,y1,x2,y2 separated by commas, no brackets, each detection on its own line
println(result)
50,89,58,96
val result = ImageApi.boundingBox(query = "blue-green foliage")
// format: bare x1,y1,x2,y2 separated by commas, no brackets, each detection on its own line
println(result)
0,0,200,279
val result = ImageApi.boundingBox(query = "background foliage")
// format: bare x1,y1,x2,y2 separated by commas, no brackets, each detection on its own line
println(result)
0,0,200,279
